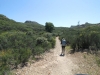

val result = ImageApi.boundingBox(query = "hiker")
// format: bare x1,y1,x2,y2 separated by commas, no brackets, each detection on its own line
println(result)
60,38,67,56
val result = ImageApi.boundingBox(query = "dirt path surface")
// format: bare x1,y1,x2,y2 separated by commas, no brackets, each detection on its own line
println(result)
15,37,79,75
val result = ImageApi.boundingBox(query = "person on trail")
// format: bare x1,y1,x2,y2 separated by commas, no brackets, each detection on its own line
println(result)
60,38,67,56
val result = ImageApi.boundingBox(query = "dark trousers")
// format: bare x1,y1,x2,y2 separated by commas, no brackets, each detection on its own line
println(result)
61,46,65,55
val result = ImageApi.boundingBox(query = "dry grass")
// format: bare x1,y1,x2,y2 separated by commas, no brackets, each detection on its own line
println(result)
73,53,100,75
66,46,72,52
66,46,100,75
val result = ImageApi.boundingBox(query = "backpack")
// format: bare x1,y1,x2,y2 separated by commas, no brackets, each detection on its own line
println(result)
61,39,66,46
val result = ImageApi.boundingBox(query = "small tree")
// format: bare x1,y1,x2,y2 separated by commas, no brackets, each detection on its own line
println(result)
45,22,54,32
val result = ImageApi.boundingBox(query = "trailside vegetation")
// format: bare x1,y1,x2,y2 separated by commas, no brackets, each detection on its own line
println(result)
58,26,100,53
0,14,56,74
56,24,100,68
45,22,54,33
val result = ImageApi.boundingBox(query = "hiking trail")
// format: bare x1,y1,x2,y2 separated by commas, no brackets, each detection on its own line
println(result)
15,37,79,75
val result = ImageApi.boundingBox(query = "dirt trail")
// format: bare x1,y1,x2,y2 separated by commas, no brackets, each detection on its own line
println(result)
15,37,79,75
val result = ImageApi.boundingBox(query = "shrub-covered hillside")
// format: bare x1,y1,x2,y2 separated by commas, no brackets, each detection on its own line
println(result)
0,14,56,74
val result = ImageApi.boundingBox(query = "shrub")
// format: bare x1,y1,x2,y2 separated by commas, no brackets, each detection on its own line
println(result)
48,37,55,48
36,37,52,51
0,50,13,74
36,37,47,45
45,22,54,32
33,46,44,55
43,33,56,48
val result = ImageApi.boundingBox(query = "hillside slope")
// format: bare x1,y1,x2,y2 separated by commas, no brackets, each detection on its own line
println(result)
0,14,56,75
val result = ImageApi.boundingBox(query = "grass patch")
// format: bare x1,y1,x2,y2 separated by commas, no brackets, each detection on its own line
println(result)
66,46,71,50
83,54,86,58
66,46,73,53
74,53,100,75
96,56,100,67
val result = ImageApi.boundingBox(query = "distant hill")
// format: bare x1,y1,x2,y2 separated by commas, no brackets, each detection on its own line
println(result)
0,14,16,22
25,20,39,24
24,20,44,28
70,22,100,29
0,14,45,33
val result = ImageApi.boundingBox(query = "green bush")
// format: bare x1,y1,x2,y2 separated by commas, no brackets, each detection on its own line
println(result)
45,22,54,32
33,46,44,55
48,37,55,48
0,32,37,69
0,50,13,75
43,33,56,48
36,37,52,51
36,37,47,45
71,30,100,51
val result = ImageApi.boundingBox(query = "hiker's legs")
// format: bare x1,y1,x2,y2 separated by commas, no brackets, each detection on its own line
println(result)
61,46,65,55
62,46,65,55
